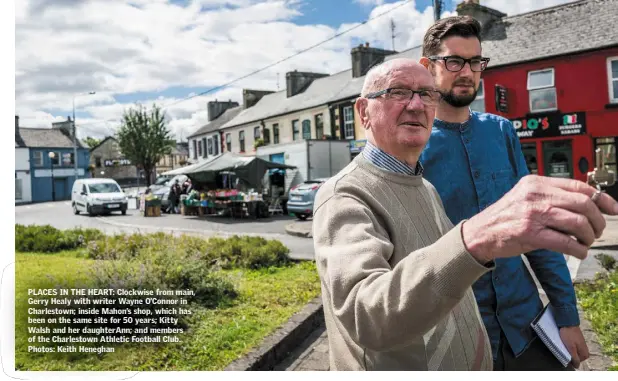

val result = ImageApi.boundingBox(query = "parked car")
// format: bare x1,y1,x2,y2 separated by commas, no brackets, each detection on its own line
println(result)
152,174,188,212
286,178,329,220
71,178,128,216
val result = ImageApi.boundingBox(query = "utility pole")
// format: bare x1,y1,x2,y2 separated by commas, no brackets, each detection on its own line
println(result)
72,92,96,181
433,0,443,21
390,19,396,51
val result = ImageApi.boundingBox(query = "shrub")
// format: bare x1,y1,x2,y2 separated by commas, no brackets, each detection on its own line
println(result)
595,253,617,272
15,224,103,253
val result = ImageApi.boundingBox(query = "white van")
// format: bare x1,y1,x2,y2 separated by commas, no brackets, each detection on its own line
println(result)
71,178,128,216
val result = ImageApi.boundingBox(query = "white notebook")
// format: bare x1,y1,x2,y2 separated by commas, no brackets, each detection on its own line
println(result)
530,305,572,367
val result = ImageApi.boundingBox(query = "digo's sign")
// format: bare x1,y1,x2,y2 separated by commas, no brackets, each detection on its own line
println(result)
511,112,586,139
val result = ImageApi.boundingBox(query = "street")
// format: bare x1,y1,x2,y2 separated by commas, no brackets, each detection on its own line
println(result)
15,201,316,260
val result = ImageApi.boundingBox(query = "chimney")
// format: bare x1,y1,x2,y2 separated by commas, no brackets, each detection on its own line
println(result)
15,115,19,135
207,100,239,122
351,42,397,78
52,116,73,136
242,89,275,109
456,0,506,30
286,71,329,98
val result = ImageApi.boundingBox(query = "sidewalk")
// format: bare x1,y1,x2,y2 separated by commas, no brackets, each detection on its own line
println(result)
279,216,618,371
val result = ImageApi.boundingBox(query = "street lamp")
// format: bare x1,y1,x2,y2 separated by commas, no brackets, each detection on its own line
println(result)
48,152,56,201
73,91,96,180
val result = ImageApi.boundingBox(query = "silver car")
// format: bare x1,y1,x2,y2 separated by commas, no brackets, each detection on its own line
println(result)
286,178,329,220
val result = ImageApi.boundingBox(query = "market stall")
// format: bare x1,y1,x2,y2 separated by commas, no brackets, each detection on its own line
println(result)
173,153,296,219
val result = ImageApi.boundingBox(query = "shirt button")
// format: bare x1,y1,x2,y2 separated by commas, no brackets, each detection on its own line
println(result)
474,171,480,179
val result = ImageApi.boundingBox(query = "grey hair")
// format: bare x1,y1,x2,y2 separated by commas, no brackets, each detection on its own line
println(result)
360,58,423,97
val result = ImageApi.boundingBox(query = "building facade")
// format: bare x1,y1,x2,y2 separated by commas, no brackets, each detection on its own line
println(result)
464,0,618,199
16,116,90,203
89,137,141,186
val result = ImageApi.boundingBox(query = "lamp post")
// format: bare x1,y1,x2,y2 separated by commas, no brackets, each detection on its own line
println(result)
48,152,56,201
73,91,96,181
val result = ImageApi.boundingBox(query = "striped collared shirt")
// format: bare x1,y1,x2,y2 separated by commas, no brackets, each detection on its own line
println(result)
362,141,424,176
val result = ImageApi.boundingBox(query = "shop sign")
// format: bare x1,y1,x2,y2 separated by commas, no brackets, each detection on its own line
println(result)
104,158,132,167
510,111,586,139
350,139,367,153
495,84,508,113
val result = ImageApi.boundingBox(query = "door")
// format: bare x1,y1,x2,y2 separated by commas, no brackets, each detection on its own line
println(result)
595,137,618,201
543,140,573,179
54,178,67,201
521,142,539,175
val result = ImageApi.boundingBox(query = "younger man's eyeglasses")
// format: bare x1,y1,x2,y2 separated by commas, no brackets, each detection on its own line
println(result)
429,55,490,72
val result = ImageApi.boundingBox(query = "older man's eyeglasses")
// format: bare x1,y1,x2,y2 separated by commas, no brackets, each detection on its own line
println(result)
365,88,442,106
429,55,490,72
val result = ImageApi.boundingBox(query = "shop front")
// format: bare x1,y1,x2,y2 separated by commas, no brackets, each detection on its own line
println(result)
511,111,591,181
511,110,618,200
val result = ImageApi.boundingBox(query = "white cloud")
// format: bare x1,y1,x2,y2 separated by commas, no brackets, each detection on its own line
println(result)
16,0,577,143
482,0,578,17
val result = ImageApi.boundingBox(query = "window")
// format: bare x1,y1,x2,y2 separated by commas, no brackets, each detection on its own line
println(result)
470,79,485,113
213,135,219,155
273,124,280,144
226,133,232,152
198,140,203,157
207,138,213,156
609,57,618,103
202,138,207,158
343,106,355,139
192,140,197,159
239,130,245,152
33,151,43,166
315,114,324,139
61,152,74,166
82,184,87,194
254,126,261,140
527,68,557,112
292,120,300,141
263,127,270,144
15,178,22,200
302,120,311,140
95,157,102,168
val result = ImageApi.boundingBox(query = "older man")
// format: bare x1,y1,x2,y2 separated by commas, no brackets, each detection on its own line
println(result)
312,58,618,371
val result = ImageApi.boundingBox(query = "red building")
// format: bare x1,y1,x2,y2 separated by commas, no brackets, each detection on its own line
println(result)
459,0,618,199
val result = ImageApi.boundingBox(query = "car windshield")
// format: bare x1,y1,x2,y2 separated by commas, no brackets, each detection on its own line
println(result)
88,183,121,193
154,177,169,185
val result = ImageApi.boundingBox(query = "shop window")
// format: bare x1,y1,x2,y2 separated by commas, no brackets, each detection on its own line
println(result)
595,137,617,177
239,130,245,152
302,119,311,140
521,142,538,175
315,114,324,139
292,120,300,141
543,140,572,179
528,69,557,113
470,79,485,113
15,178,22,200
343,106,355,140
273,124,280,144
608,57,618,103
226,133,232,152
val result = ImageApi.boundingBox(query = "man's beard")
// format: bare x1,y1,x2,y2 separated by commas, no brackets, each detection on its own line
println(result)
441,83,478,108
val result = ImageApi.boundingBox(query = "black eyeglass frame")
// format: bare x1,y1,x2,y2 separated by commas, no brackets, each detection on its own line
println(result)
428,55,490,72
364,88,442,105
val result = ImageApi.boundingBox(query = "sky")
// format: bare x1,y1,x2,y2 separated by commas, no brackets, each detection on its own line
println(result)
15,0,578,142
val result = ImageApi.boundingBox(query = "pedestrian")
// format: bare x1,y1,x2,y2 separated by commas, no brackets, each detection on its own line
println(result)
419,15,589,370
169,179,181,214
311,57,618,371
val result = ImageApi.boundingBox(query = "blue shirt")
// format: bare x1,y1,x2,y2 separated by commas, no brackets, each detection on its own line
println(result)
362,141,424,176
419,111,579,360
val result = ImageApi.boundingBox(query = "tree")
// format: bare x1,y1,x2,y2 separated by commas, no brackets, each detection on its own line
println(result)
116,103,175,186
82,136,101,149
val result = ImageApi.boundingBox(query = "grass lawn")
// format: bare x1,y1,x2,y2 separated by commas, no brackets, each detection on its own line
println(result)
576,268,618,371
15,250,321,371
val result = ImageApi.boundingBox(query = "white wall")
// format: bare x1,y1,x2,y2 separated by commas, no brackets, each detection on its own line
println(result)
15,148,32,203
